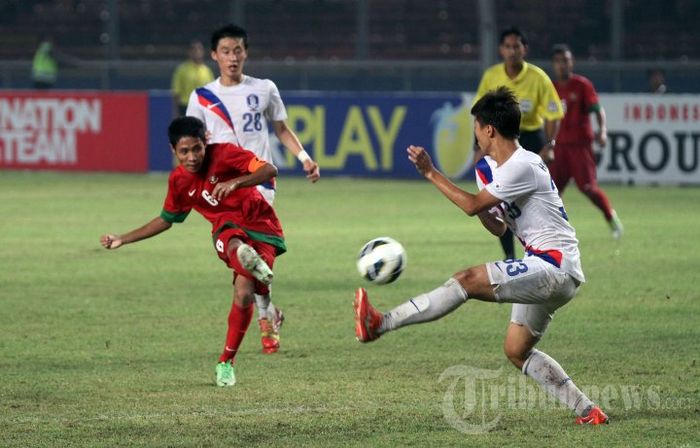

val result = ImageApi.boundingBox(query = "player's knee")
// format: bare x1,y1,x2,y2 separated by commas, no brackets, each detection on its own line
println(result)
225,237,244,260
503,340,530,368
454,267,479,287
234,284,255,306
581,182,597,195
453,266,490,298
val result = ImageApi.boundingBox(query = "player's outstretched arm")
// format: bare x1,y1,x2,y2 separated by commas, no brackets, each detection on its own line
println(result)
100,217,172,250
407,145,501,216
273,120,320,183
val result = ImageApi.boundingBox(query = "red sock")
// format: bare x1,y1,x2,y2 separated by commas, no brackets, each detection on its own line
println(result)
584,187,613,221
218,302,254,363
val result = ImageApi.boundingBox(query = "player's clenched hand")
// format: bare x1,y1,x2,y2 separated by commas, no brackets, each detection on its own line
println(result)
539,146,555,164
100,234,123,250
303,159,320,183
212,179,240,201
407,145,435,177
596,128,608,147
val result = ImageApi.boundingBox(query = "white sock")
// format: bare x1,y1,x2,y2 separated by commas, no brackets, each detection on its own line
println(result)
522,349,594,417
379,278,468,334
255,293,271,320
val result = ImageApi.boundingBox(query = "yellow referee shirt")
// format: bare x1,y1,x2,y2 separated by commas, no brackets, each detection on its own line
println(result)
171,61,215,107
474,62,564,131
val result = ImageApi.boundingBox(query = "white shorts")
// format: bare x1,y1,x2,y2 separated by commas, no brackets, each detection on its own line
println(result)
256,184,276,205
485,256,580,338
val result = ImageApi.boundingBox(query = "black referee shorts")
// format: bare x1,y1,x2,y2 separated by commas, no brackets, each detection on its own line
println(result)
518,128,546,153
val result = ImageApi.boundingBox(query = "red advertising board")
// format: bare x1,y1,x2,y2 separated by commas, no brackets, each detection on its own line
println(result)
0,91,148,172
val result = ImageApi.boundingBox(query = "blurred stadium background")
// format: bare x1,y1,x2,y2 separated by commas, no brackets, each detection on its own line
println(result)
1,0,699,91
0,0,698,182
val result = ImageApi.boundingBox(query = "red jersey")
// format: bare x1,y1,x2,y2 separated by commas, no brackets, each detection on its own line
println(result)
554,74,599,145
160,142,286,254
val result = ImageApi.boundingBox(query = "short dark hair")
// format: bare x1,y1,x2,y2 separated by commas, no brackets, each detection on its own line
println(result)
552,43,571,57
211,24,248,51
168,116,206,146
470,87,521,140
499,26,527,46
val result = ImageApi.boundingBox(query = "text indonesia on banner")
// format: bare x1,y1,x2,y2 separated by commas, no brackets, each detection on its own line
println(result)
596,94,700,185
0,91,148,172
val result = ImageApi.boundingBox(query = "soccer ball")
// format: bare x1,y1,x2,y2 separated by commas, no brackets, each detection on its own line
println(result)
356,237,407,284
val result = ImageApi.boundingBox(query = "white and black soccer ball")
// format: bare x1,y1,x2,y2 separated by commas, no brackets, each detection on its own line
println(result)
356,237,407,285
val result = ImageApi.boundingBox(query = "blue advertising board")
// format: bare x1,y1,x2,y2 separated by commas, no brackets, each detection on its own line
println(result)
274,92,476,180
148,93,175,171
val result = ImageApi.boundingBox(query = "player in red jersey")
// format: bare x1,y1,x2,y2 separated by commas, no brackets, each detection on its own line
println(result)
100,116,285,387
550,44,623,239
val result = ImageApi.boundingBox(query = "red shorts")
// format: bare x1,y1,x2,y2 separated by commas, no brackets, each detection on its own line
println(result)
213,227,277,294
550,142,599,193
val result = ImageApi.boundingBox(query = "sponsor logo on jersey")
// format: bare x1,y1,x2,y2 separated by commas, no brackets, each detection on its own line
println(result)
209,175,218,184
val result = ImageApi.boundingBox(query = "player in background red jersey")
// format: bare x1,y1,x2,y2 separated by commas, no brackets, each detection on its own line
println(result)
100,116,286,387
550,44,623,239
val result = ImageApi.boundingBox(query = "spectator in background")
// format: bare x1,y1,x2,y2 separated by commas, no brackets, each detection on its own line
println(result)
472,26,564,260
648,68,667,94
171,41,214,116
550,44,623,240
31,38,57,89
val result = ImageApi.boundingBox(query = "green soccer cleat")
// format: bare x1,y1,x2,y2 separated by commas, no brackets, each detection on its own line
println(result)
216,361,236,387
608,210,624,240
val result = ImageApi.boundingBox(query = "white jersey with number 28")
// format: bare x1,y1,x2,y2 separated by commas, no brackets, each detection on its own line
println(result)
185,75,287,164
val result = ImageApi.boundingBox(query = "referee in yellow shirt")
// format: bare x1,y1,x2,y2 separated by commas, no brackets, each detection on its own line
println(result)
171,41,215,117
473,27,564,260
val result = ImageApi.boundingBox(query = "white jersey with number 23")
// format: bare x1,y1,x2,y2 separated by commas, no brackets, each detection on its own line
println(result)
475,147,585,283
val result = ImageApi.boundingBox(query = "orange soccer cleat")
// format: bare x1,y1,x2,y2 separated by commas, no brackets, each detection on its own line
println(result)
575,406,609,425
353,288,383,343
258,316,280,354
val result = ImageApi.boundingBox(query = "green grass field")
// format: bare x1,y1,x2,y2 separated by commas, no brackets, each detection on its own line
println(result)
1,172,698,447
